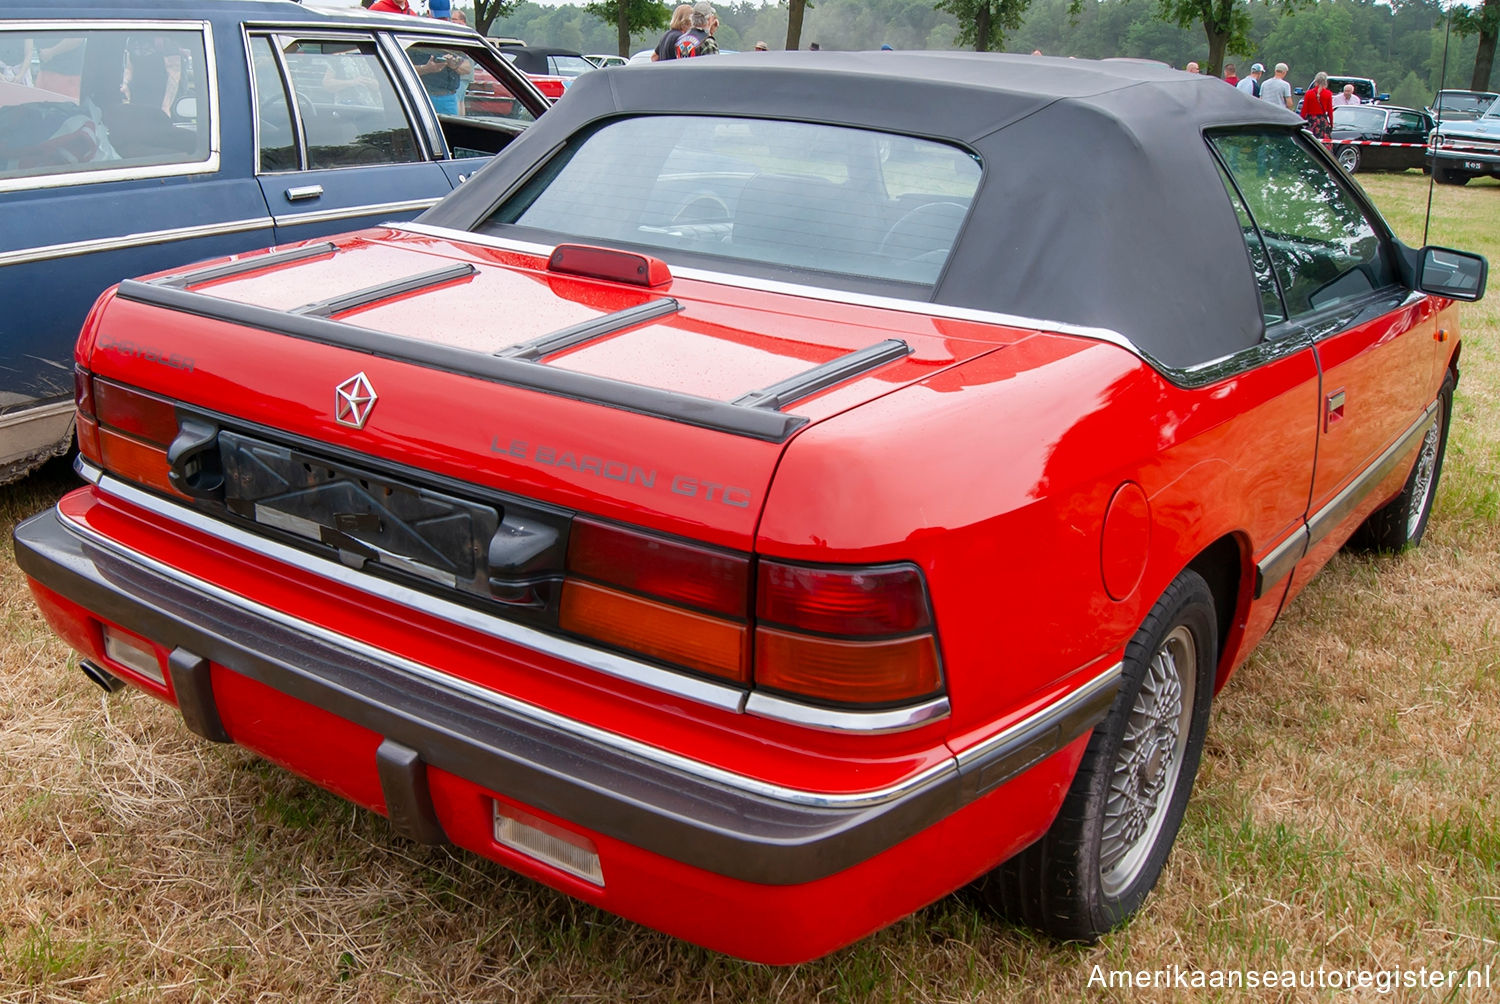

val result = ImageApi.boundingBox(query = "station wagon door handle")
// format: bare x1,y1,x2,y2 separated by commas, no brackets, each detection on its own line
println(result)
285,185,324,202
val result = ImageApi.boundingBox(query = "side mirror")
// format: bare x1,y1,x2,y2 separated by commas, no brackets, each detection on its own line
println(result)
1418,246,1487,302
1377,92,1390,102
174,96,197,120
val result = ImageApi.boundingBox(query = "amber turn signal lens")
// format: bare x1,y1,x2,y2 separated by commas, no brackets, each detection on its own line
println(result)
754,627,941,705
98,429,184,499
560,580,748,683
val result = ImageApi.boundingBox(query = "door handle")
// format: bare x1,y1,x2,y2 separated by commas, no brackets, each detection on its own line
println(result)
285,185,324,202
1325,389,1346,430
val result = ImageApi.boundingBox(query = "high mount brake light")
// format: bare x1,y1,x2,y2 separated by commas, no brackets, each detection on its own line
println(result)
547,244,672,287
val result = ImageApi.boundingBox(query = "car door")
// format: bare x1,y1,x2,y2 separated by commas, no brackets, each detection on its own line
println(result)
1384,110,1431,170
0,17,271,476
250,30,452,244
1211,131,1442,597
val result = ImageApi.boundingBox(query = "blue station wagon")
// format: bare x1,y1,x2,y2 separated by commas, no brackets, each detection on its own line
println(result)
0,0,547,482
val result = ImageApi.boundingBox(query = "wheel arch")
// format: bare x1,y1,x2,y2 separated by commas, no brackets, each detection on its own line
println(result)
1184,533,1246,694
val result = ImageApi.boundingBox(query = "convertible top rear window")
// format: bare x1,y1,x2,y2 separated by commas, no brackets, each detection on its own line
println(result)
486,115,982,286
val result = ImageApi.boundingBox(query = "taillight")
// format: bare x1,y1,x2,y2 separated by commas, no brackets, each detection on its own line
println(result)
87,376,183,497
74,367,101,464
560,518,943,707
754,559,942,707
560,519,751,683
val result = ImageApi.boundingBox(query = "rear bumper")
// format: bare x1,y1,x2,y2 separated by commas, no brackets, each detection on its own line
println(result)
1430,147,1500,175
15,494,1113,961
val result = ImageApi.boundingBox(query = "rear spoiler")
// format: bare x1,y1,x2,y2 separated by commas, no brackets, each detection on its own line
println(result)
117,243,911,444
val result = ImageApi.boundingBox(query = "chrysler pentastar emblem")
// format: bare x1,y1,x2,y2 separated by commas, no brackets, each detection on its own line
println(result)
334,372,378,429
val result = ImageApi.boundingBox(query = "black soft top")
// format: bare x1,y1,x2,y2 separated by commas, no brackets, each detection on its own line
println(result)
425,51,1312,371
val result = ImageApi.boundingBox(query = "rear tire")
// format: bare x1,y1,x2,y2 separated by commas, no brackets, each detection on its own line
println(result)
1349,377,1452,553
981,570,1216,941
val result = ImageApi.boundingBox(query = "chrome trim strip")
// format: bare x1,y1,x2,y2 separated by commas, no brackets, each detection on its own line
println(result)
1305,401,1438,547
953,661,1123,770
83,466,747,714
0,216,272,270
389,223,1138,350
271,199,442,229
0,400,74,430
0,20,220,196
745,692,951,734
61,491,958,810
1254,525,1309,599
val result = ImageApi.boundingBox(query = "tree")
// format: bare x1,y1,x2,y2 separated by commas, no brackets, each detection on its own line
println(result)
785,0,809,50
936,0,1033,50
1156,0,1256,76
1453,0,1499,91
473,0,522,38
585,0,670,55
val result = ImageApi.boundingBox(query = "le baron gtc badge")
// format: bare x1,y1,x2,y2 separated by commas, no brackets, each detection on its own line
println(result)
334,372,378,429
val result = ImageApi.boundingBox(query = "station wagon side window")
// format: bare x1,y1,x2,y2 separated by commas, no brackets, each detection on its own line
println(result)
399,39,536,159
1210,132,1397,320
251,33,422,172
0,25,211,187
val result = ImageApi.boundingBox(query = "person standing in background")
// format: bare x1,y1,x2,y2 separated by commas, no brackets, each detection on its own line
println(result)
1300,71,1334,140
1260,62,1294,111
1237,63,1263,98
1223,63,1238,86
1331,83,1361,106
653,5,693,61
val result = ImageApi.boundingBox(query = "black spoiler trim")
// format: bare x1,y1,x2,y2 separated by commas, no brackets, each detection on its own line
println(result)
116,279,808,443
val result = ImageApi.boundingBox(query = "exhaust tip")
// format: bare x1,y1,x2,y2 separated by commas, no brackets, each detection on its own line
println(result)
80,660,127,694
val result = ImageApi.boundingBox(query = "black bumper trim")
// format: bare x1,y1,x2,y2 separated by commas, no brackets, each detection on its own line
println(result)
168,647,230,743
15,505,1109,886
377,738,449,846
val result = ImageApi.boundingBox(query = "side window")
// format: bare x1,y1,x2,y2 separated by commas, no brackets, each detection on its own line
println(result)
1214,163,1286,327
401,41,536,130
274,36,422,170
1211,131,1397,319
251,35,296,171
0,26,209,183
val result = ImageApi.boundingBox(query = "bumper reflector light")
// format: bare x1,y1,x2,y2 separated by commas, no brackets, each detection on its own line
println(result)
102,626,166,687
492,801,604,886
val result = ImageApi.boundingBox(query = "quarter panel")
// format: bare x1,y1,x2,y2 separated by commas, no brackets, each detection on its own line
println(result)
758,334,1322,741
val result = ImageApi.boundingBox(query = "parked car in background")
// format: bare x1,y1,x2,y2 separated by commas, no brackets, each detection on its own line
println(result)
585,54,628,69
14,53,1488,965
1429,96,1500,184
1327,103,1434,173
0,0,547,484
497,44,595,101
1299,74,1387,104
1429,89,1499,122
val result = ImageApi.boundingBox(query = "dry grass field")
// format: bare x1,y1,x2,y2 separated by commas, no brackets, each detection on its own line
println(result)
1,173,1497,1003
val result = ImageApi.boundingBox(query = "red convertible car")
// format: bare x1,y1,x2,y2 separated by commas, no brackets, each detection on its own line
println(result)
14,53,1488,963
